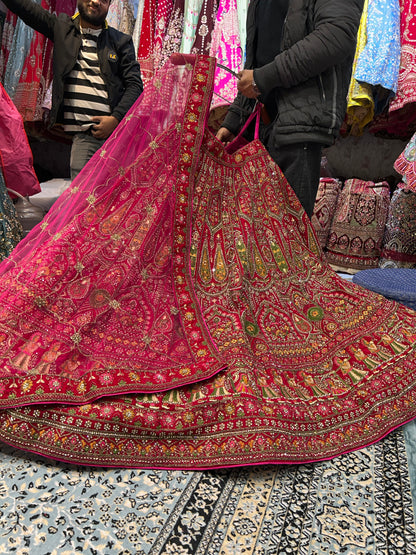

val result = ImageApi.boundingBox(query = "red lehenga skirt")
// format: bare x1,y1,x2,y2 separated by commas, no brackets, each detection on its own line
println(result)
0,55,416,469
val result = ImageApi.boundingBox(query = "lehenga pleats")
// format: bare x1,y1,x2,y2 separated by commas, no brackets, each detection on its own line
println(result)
0,56,416,468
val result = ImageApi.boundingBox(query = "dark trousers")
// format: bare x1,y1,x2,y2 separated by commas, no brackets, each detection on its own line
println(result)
267,142,322,219
70,132,106,180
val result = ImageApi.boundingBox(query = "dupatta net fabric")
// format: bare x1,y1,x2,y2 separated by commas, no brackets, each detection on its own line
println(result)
1,56,416,469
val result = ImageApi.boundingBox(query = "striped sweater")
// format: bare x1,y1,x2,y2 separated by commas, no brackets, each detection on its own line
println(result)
63,27,111,133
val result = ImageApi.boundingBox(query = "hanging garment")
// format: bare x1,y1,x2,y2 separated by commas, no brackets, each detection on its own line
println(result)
236,0,248,57
325,179,390,273
310,178,342,251
5,0,77,121
191,0,218,55
389,0,416,113
152,0,174,69
345,0,374,136
12,0,51,122
0,10,16,82
370,0,416,138
136,0,157,83
379,133,416,268
0,83,40,198
0,3,9,67
209,0,242,109
132,0,144,54
158,0,185,67
379,187,416,269
1,56,416,469
353,0,400,97
107,0,135,35
180,0,204,54
2,5,36,99
132,0,140,18
394,131,416,192
106,0,123,32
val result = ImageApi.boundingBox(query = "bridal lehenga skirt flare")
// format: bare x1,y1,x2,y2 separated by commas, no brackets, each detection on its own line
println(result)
0,56,415,469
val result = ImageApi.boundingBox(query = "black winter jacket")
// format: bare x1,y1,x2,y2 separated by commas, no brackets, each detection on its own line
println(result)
2,0,143,128
223,0,364,147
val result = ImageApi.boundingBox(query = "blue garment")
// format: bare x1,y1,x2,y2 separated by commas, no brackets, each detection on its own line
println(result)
3,12,35,98
132,0,140,18
354,0,400,93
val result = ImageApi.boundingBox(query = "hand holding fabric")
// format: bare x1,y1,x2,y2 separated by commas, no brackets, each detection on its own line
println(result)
237,69,260,99
216,127,235,144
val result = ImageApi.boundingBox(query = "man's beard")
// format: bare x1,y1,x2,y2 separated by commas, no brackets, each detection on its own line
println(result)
78,3,106,27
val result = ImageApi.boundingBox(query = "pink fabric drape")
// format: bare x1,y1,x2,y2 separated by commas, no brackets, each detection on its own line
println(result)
0,83,40,197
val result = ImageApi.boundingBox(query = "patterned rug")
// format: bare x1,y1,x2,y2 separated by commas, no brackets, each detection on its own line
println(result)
0,428,415,555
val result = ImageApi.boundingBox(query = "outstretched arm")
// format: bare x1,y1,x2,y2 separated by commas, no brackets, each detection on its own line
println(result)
1,0,56,39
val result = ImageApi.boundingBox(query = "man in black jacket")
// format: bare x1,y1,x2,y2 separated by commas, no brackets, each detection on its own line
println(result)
3,0,143,179
217,0,364,218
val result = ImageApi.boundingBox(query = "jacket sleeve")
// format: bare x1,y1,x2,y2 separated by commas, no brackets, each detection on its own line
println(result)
1,0,56,40
111,35,144,123
253,0,364,95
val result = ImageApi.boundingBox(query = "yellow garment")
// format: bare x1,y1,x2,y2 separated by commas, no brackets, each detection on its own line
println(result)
346,0,374,136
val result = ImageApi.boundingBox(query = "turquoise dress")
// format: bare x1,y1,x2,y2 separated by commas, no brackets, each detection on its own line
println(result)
0,168,23,260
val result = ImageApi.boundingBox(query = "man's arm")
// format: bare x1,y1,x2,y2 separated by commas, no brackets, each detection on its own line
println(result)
1,0,56,39
254,0,364,95
218,92,257,138
111,35,144,124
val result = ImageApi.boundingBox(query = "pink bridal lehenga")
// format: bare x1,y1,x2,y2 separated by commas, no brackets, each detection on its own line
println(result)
0,55,416,468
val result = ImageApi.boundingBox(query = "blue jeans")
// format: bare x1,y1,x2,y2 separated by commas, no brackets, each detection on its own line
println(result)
268,142,322,219
70,132,106,180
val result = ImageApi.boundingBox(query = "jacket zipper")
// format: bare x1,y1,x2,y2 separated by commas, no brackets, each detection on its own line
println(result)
329,67,338,134
318,71,338,134
281,12,289,51
318,75,326,102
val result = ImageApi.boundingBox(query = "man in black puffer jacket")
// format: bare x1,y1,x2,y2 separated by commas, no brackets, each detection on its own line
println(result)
217,0,364,218
2,0,143,179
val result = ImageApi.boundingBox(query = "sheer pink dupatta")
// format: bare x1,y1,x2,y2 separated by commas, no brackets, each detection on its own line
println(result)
0,55,225,406
1,56,193,270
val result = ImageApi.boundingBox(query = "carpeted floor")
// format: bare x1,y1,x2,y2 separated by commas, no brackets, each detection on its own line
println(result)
1,426,415,554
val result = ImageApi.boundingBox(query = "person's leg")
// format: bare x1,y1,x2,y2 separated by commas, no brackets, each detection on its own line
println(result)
70,133,106,180
268,142,322,218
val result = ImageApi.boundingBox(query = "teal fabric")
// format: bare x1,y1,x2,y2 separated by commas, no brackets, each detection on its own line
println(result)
0,168,23,259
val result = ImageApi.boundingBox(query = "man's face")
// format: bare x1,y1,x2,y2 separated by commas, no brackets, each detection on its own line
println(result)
77,0,111,27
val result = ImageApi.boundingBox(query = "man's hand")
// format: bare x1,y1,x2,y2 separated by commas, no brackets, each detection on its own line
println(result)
237,69,260,99
216,127,235,144
91,115,119,139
